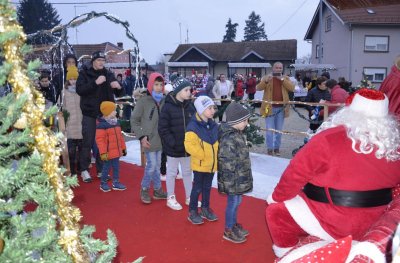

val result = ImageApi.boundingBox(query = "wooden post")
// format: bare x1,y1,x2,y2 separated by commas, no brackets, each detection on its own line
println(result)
57,111,71,175
323,104,329,121
140,143,146,167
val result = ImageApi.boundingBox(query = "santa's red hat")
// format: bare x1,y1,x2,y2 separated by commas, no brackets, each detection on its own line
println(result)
346,88,389,117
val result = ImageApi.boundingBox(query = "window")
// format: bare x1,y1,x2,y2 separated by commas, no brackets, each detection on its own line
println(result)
325,16,332,32
363,67,387,82
316,44,323,58
364,36,389,52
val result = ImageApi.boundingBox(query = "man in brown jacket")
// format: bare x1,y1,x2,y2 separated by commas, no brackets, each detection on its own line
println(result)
256,62,294,156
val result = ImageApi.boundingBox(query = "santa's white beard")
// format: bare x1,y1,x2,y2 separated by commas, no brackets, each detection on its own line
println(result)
317,107,400,161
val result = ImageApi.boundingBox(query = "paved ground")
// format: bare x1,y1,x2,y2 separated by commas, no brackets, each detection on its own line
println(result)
250,106,310,159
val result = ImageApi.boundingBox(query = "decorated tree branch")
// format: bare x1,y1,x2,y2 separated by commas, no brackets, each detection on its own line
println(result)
0,0,117,262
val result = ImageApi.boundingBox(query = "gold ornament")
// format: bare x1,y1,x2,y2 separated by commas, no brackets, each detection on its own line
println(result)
0,2,89,262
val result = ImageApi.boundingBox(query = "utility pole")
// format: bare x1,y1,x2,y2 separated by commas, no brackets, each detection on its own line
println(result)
74,5,86,44
186,28,189,43
179,22,182,44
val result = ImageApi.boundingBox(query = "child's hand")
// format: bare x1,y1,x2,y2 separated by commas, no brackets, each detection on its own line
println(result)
122,149,127,156
100,153,108,161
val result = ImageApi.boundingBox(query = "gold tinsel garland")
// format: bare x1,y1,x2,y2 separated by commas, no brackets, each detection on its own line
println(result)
0,3,89,262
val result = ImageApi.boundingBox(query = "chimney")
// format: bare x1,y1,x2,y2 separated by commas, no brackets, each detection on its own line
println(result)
117,42,123,49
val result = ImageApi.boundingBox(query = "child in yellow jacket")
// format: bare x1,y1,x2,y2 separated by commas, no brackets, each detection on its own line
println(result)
184,96,219,225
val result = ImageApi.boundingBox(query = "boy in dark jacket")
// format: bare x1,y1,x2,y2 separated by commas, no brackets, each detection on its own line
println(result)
96,101,127,192
218,102,253,244
158,77,196,210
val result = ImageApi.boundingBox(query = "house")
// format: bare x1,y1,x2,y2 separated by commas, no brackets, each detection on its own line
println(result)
305,0,400,87
166,40,297,78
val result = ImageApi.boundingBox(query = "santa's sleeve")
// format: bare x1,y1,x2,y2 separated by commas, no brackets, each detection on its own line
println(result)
270,133,330,203
346,195,400,262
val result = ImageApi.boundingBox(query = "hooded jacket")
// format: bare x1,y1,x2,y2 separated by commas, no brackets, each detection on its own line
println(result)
76,66,117,118
217,123,253,195
184,113,219,173
95,118,126,159
130,73,165,153
158,92,195,157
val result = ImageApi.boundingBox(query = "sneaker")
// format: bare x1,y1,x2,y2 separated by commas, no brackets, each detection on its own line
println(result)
223,228,246,244
267,149,274,156
185,197,202,208
200,207,218,222
81,170,92,183
233,223,249,237
140,188,151,204
176,170,182,179
188,210,204,225
160,174,166,181
112,181,127,191
153,188,167,199
100,183,111,192
274,149,281,156
166,195,182,210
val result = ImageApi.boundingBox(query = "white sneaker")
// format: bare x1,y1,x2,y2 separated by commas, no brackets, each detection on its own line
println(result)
81,170,92,183
160,174,166,181
167,195,182,210
185,197,201,207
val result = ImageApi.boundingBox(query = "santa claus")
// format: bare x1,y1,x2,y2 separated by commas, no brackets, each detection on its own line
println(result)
266,88,400,262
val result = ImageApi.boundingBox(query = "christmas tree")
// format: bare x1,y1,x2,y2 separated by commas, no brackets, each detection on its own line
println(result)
0,1,118,262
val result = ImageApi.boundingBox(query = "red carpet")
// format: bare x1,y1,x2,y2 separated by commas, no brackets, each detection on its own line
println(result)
73,162,275,263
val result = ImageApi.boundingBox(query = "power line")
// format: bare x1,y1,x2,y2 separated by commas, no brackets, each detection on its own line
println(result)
12,0,152,5
269,0,309,38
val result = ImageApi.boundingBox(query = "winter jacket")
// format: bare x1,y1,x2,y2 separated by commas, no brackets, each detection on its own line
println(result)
246,77,257,94
304,86,331,113
185,114,219,173
235,79,245,97
159,93,195,157
327,85,348,114
123,75,136,97
205,77,215,98
217,123,253,195
380,65,400,117
63,86,83,139
95,118,126,160
76,66,117,118
256,75,294,117
212,80,234,106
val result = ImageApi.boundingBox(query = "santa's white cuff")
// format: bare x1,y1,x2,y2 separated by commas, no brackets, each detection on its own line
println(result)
266,194,277,204
272,244,293,258
345,241,385,263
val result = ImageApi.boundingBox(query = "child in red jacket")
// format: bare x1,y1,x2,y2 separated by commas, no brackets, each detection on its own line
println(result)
96,101,127,192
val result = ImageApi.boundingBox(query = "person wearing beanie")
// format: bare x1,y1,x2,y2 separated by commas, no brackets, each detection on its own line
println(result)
217,101,253,243
76,50,122,183
266,88,400,262
184,96,219,224
63,65,83,179
131,72,168,204
95,101,127,192
158,76,196,210
53,53,78,104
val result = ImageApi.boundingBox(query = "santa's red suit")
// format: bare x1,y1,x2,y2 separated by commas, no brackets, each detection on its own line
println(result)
380,64,400,117
266,89,400,262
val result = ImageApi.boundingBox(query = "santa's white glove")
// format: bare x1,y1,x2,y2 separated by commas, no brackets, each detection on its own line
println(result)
345,241,385,263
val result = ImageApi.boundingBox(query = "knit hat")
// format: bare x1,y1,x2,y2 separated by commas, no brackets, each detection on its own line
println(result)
225,102,251,126
172,77,192,95
169,73,179,84
100,101,116,117
91,51,106,62
66,65,79,81
194,96,215,115
347,88,388,117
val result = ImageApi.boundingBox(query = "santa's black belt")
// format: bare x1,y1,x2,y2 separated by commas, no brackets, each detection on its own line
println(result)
303,183,392,208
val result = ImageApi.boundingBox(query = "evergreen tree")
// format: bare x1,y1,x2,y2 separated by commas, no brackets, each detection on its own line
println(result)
17,0,61,44
243,11,268,41
0,1,120,261
222,18,238,43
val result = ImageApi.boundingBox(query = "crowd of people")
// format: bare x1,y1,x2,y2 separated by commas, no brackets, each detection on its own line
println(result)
4,50,399,257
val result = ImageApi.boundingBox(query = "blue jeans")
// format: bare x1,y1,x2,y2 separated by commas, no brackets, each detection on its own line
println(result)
101,158,119,183
141,151,161,190
265,107,284,150
189,171,214,211
225,194,242,229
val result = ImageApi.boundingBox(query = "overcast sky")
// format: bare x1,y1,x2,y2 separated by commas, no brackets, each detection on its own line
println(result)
48,0,320,64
